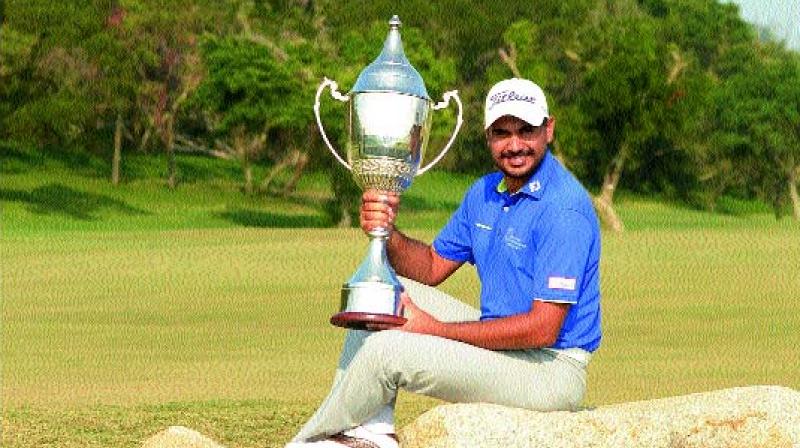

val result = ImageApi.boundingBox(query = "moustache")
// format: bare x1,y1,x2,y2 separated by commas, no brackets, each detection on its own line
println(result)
500,149,536,159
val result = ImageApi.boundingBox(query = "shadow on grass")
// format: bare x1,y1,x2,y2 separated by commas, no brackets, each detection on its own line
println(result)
1,143,111,178
0,183,147,220
217,208,329,228
0,146,43,175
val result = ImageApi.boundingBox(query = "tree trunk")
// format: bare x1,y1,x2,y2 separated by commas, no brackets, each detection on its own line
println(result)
283,151,308,195
112,113,123,186
789,164,800,221
499,45,522,78
284,123,315,195
599,143,629,205
336,206,352,227
260,149,310,195
244,160,253,195
165,114,177,189
234,130,253,194
138,125,152,152
594,142,630,232
262,151,292,192
592,196,624,233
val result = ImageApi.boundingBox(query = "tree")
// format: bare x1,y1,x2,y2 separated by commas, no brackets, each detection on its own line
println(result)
83,2,140,185
121,0,225,187
498,1,672,232
2,0,219,185
247,1,334,196
637,0,759,210
778,54,800,220
579,8,672,232
1,2,105,150
713,44,800,219
192,34,304,193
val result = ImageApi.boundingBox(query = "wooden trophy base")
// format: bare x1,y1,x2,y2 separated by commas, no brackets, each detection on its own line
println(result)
330,312,407,331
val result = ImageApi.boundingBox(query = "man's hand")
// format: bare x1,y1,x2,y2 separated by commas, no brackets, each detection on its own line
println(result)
398,292,570,350
360,190,400,235
399,292,443,335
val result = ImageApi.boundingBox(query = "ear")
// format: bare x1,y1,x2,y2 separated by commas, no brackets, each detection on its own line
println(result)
545,116,556,143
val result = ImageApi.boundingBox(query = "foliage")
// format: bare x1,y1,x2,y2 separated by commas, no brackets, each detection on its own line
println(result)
709,44,800,215
194,37,301,134
0,3,102,147
1,0,799,218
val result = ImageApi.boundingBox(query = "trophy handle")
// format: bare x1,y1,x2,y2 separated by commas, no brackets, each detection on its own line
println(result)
417,90,463,176
314,77,352,171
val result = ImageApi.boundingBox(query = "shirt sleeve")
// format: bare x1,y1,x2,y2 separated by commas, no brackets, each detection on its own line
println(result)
432,192,475,264
531,208,596,303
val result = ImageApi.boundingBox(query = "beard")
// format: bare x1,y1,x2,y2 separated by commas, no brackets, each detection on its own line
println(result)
495,148,539,180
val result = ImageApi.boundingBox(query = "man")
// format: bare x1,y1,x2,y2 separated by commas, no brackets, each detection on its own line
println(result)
287,78,602,448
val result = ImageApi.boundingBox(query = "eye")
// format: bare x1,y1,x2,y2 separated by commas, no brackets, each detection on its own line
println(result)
491,128,511,138
519,125,537,139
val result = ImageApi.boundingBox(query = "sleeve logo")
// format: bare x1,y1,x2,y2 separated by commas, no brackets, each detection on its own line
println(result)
548,276,576,291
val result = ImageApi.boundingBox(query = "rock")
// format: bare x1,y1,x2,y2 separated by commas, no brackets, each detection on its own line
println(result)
400,386,800,448
141,426,226,448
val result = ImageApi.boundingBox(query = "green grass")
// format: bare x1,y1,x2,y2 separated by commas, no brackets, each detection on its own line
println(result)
2,148,799,447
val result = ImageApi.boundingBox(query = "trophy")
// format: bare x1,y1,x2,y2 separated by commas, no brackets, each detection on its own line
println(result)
313,15,462,330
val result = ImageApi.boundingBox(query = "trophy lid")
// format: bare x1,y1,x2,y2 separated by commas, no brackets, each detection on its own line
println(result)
351,15,430,100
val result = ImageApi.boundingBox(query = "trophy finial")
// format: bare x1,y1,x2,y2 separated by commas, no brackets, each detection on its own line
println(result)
350,15,429,100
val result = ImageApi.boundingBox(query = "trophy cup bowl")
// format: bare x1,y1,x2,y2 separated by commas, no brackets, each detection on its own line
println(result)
313,15,462,330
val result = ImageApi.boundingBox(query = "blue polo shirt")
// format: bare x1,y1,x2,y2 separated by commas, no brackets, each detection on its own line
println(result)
432,150,602,352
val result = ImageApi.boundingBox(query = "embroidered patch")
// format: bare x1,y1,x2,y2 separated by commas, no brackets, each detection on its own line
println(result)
504,227,527,250
488,89,537,109
548,276,576,291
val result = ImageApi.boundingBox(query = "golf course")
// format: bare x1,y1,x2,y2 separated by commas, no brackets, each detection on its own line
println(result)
2,149,798,447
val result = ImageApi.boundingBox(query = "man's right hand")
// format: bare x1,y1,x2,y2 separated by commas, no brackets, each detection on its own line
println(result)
360,190,399,235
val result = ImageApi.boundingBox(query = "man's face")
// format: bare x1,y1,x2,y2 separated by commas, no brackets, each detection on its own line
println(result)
487,115,555,183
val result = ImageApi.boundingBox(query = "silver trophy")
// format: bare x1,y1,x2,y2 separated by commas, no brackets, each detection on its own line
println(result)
313,15,462,330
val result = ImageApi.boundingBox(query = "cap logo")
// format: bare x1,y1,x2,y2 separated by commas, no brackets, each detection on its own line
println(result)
488,89,537,110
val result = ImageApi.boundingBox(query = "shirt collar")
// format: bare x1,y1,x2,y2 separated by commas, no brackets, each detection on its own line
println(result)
495,149,554,199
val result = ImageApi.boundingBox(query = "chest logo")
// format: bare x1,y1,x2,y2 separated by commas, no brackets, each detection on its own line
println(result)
504,227,527,250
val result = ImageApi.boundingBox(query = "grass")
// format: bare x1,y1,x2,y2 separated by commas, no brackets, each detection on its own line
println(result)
2,147,799,447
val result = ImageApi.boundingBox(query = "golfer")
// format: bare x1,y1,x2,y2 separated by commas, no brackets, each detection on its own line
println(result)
287,78,602,448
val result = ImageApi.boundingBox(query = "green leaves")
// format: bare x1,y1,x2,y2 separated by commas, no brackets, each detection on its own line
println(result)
1,0,798,217
195,35,302,133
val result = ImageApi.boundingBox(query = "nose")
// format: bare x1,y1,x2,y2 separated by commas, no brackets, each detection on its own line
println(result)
507,134,524,151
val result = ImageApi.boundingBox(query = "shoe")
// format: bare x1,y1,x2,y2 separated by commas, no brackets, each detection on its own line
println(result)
285,426,398,448
337,426,398,448
285,440,347,447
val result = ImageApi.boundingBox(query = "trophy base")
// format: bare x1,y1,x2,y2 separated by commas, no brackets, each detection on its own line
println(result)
330,312,407,330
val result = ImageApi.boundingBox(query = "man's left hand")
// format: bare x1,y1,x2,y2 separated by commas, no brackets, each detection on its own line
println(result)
398,292,442,335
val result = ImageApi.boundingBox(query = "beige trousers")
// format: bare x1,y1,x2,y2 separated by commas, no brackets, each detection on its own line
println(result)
292,278,588,442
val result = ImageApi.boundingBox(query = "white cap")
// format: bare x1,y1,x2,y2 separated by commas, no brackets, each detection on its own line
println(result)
484,78,549,129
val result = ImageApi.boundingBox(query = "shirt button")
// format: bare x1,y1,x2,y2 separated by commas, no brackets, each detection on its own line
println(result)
503,206,509,212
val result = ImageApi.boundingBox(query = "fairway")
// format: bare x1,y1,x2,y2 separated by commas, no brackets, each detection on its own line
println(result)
2,159,800,447
2,208,799,446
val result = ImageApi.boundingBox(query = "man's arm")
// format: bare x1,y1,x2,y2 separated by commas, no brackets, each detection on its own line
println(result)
400,294,569,350
360,190,462,285
362,190,570,349
386,230,461,285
